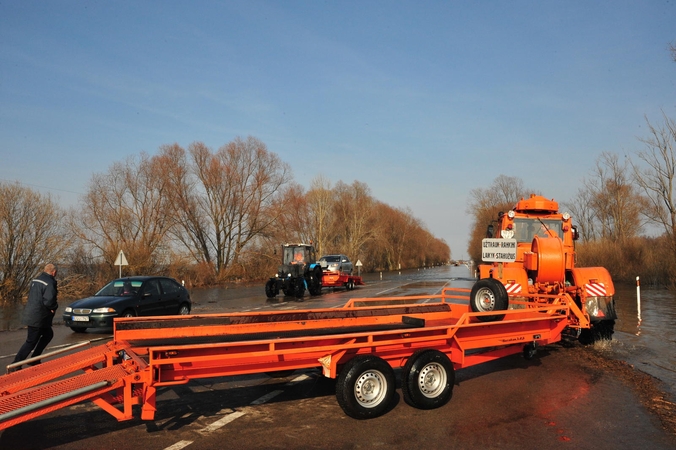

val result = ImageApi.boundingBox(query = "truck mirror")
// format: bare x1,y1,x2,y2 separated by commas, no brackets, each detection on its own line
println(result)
486,224,494,238
572,225,579,241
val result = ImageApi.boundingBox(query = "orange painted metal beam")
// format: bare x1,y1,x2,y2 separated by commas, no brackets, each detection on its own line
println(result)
0,288,585,428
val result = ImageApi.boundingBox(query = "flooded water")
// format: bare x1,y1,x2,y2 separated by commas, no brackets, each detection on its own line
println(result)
1,265,673,397
611,283,676,398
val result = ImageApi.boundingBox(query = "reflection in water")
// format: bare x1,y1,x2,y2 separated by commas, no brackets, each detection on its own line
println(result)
613,283,676,397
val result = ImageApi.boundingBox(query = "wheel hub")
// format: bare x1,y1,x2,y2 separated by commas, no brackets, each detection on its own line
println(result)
419,363,446,398
355,371,385,407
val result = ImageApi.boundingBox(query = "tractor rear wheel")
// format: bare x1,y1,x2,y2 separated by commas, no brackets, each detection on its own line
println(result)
308,267,323,296
469,278,508,322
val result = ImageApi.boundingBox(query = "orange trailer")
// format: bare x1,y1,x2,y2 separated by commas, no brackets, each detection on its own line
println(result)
0,287,588,429
321,271,365,290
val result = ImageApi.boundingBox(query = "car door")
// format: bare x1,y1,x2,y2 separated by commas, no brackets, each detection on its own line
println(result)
341,255,353,274
138,279,163,316
158,278,182,315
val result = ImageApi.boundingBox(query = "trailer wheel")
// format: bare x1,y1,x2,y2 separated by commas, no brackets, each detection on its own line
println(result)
469,278,508,322
346,280,354,290
402,350,454,410
265,279,277,298
335,355,395,419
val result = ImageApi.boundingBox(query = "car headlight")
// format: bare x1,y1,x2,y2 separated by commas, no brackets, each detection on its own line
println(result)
64,307,72,313
92,307,117,313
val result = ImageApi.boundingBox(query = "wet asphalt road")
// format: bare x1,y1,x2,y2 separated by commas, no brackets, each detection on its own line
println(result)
0,267,674,449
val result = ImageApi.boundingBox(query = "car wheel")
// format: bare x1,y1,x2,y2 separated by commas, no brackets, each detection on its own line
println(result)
122,309,136,318
178,304,190,315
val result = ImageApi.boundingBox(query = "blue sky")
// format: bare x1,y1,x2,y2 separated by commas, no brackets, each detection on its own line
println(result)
1,1,674,259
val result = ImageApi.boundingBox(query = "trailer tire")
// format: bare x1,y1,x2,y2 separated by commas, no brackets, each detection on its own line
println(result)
336,355,395,419
470,278,508,322
265,279,277,298
402,350,454,410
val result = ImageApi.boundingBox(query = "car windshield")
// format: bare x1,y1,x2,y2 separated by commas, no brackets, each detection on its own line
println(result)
512,219,563,243
321,256,340,262
95,279,143,297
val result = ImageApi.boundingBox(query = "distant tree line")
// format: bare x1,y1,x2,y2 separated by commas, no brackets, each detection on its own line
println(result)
466,112,676,288
0,136,449,303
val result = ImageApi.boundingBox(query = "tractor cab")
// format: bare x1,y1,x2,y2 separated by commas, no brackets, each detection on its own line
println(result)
282,244,316,266
280,244,317,278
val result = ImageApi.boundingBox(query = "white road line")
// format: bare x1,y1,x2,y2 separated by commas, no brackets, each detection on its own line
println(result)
250,390,283,405
164,440,194,450
374,286,398,296
198,410,247,434
287,374,311,384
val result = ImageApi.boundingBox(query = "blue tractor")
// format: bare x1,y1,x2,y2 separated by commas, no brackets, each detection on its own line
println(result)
265,243,323,299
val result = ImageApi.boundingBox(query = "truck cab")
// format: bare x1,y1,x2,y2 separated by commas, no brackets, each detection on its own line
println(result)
475,194,616,343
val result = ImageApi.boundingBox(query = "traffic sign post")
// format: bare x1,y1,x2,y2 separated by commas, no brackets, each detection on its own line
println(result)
114,250,129,278
480,239,517,263
355,259,363,277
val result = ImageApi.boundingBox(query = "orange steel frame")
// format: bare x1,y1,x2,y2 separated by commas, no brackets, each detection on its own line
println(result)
320,272,364,288
0,287,588,429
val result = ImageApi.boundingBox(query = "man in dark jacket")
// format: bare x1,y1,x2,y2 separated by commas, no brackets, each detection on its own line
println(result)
13,263,58,366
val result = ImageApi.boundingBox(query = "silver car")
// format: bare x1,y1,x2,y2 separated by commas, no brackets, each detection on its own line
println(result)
318,254,353,274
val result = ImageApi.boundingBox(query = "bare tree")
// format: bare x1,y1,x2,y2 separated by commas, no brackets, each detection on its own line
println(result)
631,113,676,254
72,153,173,276
306,175,334,256
168,137,292,277
331,181,377,262
271,182,313,244
565,188,598,243
0,183,69,303
582,152,646,242
466,175,532,261
157,144,211,267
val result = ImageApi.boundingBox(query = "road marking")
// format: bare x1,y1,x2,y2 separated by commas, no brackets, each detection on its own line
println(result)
374,285,398,296
288,374,311,384
198,410,247,434
164,440,194,450
250,390,283,405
